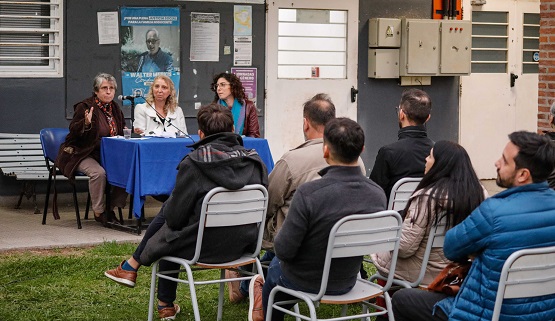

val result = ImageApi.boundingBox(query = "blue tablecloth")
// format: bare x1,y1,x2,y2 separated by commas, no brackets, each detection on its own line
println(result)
100,135,274,218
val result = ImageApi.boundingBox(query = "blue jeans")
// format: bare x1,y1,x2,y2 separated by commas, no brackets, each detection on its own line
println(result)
262,257,352,321
131,202,180,304
239,250,276,297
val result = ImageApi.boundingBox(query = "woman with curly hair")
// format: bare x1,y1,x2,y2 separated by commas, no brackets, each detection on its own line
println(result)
371,140,487,285
212,72,260,137
134,75,187,136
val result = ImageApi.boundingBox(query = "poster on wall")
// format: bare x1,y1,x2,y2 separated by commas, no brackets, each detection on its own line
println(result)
231,67,257,108
120,7,180,105
190,12,220,61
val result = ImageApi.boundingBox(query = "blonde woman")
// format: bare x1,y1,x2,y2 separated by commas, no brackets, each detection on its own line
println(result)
134,75,187,136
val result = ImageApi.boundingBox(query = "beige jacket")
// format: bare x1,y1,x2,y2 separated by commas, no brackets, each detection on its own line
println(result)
371,187,488,285
262,138,366,250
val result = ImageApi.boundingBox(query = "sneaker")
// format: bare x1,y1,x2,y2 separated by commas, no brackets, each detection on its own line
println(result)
158,303,180,321
248,274,264,321
104,260,137,288
225,269,246,303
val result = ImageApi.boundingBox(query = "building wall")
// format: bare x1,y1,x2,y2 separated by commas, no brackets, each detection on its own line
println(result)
540,0,555,132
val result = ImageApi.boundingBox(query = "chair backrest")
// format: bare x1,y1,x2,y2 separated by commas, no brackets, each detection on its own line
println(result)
387,177,422,211
316,210,403,299
492,245,555,321
39,128,69,164
191,184,269,264
408,214,448,288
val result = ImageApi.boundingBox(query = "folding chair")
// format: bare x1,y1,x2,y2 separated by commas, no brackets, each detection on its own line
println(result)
492,245,555,321
147,184,268,321
40,128,90,229
369,215,447,289
387,177,422,211
266,210,403,321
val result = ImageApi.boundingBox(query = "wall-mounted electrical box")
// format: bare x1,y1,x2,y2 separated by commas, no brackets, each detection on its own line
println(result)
368,49,399,78
440,20,472,75
399,19,440,76
369,18,401,48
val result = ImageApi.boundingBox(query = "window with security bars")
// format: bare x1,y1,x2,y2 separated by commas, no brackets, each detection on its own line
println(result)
471,11,508,73
522,13,539,74
278,9,347,79
0,0,63,77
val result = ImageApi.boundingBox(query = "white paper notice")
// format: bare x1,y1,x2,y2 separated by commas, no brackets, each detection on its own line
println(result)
190,12,220,62
97,12,119,45
234,36,252,66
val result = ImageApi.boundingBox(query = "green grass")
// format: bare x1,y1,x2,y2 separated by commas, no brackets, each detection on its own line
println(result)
0,242,379,320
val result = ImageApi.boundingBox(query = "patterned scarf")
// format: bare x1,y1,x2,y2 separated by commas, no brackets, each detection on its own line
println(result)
94,97,117,137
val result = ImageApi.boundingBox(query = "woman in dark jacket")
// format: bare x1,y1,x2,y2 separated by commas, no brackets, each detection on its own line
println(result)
212,72,260,138
56,73,127,225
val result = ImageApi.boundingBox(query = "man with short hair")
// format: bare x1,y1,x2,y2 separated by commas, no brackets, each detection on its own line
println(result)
392,131,555,321
104,103,268,320
226,93,365,303
137,28,174,72
370,88,433,199
248,118,387,321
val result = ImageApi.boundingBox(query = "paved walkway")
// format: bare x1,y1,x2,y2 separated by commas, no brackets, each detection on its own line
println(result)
0,180,503,252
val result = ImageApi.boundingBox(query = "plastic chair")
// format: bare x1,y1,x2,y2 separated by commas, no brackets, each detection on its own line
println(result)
147,184,269,321
369,215,447,289
492,245,555,321
40,128,90,229
266,210,403,321
387,177,422,211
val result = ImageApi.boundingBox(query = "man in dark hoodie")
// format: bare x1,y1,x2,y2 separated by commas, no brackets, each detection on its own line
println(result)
104,103,268,320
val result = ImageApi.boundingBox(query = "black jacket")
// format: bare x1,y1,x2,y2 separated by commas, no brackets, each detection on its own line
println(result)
139,132,269,265
545,131,555,189
370,125,434,200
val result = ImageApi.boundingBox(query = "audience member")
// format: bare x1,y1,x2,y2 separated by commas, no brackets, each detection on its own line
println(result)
247,118,387,321
372,141,486,286
544,101,555,189
104,103,268,320
370,88,434,199
56,73,127,226
392,131,555,321
212,72,260,137
137,28,173,72
133,75,187,136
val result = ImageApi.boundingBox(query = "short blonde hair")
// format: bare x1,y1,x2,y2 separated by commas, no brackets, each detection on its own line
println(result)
145,75,177,113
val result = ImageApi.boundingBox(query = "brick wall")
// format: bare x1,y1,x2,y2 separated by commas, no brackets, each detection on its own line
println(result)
539,0,555,133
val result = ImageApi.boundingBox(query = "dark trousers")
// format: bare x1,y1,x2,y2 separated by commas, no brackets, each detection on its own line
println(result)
392,288,450,321
131,203,181,304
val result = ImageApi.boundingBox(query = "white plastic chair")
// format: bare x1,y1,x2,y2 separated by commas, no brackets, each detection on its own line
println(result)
369,215,447,289
387,177,422,211
491,245,555,321
266,210,403,321
147,184,268,321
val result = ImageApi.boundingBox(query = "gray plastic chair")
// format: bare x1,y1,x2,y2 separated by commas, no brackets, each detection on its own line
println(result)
147,184,268,321
369,215,447,289
266,210,403,321
387,177,422,211
491,245,555,321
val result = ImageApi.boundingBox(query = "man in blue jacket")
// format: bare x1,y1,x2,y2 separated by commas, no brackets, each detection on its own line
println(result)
392,131,555,321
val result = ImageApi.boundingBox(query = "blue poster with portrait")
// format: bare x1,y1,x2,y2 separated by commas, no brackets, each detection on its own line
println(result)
120,7,180,106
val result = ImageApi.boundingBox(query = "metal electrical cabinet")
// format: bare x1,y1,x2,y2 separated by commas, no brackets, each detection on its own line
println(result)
368,18,401,78
440,20,472,75
399,19,440,76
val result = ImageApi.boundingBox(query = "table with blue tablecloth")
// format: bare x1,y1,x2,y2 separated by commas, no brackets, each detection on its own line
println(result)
100,135,274,219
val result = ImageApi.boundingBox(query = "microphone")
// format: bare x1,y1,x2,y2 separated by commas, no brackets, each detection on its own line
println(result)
140,98,194,142
118,94,141,101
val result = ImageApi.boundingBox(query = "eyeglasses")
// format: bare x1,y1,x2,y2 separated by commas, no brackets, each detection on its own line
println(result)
99,86,115,92
146,39,160,45
212,82,230,91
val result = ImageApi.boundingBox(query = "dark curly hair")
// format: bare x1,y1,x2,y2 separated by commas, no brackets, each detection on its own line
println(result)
211,72,247,104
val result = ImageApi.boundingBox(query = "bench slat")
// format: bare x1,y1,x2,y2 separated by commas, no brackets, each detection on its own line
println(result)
0,156,44,162
0,138,41,144
0,150,43,156
0,133,39,139
0,143,43,150
0,160,45,167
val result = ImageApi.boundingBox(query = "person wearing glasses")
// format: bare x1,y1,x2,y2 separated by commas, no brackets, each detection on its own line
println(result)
137,28,174,73
369,88,434,201
212,72,260,138
56,73,127,226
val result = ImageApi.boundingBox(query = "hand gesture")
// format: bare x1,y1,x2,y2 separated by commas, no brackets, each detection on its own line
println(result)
84,107,94,125
134,127,144,134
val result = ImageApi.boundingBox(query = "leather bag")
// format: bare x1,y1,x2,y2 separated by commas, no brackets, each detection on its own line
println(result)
427,261,471,296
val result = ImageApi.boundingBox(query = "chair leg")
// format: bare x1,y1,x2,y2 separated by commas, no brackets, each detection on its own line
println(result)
217,269,225,321
118,207,124,224
84,192,91,220
31,183,40,214
148,261,159,321
341,304,348,316
72,185,82,229
42,173,53,224
184,266,202,321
